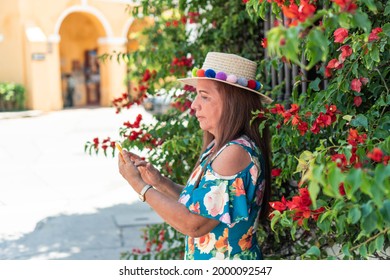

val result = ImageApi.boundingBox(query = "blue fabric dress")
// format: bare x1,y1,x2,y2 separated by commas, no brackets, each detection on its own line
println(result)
178,135,265,260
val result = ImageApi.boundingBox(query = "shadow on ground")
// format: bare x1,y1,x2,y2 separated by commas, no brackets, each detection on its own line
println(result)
0,203,163,260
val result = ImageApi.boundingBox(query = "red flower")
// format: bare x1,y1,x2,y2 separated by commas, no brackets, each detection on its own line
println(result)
299,188,312,208
282,1,316,26
383,156,390,165
316,112,332,127
331,154,348,168
297,121,308,136
339,183,346,196
351,78,362,92
354,96,362,107
325,58,343,78
327,58,343,69
339,45,352,62
367,148,384,162
261,38,268,48
142,69,151,82
334,28,349,43
348,128,367,146
269,196,287,212
368,27,383,42
332,0,358,13
359,77,369,85
271,168,282,177
325,66,333,78
312,207,326,221
270,104,285,115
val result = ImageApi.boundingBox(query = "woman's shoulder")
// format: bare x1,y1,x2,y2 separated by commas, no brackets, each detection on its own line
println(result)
210,136,254,177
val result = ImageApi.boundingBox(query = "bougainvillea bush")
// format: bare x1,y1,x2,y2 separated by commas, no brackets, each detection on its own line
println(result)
86,0,389,259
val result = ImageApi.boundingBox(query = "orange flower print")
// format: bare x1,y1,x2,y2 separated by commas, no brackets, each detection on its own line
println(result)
188,165,201,186
189,202,200,214
188,236,195,254
232,178,245,196
215,228,229,253
238,227,254,251
196,232,216,254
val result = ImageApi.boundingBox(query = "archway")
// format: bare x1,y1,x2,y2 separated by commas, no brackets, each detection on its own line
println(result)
58,12,106,107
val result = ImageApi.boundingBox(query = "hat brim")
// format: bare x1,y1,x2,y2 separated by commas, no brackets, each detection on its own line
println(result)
178,77,273,104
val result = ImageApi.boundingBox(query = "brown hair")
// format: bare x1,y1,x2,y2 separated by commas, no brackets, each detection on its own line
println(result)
193,81,272,223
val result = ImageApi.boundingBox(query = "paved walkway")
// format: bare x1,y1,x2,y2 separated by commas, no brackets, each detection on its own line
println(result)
0,106,163,259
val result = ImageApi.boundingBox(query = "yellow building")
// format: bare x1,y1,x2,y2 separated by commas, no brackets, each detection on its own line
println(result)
0,0,149,111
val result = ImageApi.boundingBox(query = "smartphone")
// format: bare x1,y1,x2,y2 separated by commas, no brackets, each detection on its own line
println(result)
116,142,125,162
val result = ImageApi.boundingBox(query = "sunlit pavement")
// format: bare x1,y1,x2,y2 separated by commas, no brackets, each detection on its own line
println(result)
0,106,163,259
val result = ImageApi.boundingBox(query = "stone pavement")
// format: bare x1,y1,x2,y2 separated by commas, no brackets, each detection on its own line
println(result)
0,106,163,259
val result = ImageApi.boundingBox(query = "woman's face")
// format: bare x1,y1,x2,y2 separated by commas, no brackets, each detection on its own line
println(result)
191,79,223,137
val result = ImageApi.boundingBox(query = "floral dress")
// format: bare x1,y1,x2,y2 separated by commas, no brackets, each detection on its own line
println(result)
178,135,265,260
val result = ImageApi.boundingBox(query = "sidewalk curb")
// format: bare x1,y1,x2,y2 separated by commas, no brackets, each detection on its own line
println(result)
0,110,43,120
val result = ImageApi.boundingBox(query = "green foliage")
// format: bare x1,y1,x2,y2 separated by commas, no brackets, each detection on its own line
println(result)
87,0,390,260
0,82,25,111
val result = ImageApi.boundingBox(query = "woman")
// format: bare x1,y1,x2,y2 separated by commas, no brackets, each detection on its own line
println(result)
118,52,273,260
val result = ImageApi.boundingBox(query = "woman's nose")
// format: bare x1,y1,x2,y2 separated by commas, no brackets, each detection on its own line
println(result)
191,94,199,111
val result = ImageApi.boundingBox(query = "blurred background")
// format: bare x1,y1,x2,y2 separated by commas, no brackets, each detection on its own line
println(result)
0,0,164,259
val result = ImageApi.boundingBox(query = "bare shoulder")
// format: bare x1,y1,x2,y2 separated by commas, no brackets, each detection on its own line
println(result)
211,144,251,176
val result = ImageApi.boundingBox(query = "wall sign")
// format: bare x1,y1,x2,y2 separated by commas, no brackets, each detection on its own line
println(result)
32,53,45,61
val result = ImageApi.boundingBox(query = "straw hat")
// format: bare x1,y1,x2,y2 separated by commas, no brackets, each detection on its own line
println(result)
178,52,273,104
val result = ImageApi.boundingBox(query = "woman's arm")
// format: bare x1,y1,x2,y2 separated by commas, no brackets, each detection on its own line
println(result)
153,175,184,200
119,151,219,237
127,151,184,200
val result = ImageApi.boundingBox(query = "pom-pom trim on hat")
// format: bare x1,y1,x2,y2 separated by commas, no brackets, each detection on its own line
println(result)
192,67,263,92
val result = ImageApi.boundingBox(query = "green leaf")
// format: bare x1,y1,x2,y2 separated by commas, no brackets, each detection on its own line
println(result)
348,206,361,225
309,78,321,92
359,244,368,258
336,214,346,236
352,11,372,33
375,234,385,251
305,246,321,258
345,168,363,198
361,211,378,234
374,164,390,186
284,27,302,65
317,218,331,234
342,115,353,122
328,165,345,197
385,2,390,16
342,243,351,258
280,215,293,228
319,210,332,223
270,211,282,231
305,28,329,69
309,181,320,208
383,23,390,37
361,202,373,218
368,240,376,255
379,200,390,224
350,114,368,129
370,45,380,62
361,0,378,13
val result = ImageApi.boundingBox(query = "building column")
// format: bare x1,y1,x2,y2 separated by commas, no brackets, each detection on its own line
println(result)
97,37,127,107
24,28,63,111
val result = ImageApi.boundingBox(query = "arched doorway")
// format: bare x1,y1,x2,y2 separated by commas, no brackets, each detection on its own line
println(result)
59,12,106,108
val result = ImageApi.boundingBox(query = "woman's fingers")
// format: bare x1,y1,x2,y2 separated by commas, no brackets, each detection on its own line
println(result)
122,150,133,163
127,151,142,161
134,160,148,167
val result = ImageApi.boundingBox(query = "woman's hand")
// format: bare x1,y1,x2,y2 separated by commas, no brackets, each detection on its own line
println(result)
118,151,145,193
122,151,164,188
